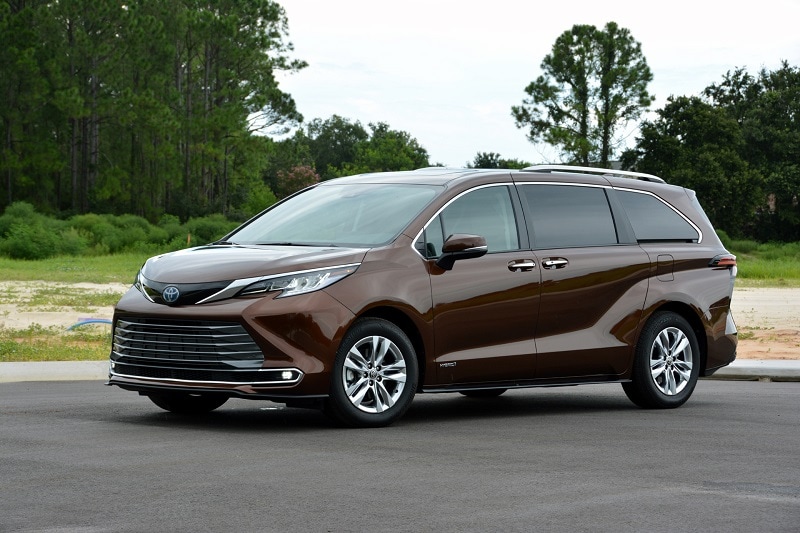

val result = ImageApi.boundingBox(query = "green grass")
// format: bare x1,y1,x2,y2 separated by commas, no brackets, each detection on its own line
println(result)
0,252,150,284
729,241,800,286
0,324,111,362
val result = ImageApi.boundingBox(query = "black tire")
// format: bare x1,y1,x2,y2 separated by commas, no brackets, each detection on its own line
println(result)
459,388,507,398
147,392,228,414
325,318,418,428
622,311,700,409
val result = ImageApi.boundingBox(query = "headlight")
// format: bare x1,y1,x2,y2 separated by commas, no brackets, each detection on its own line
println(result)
238,264,359,298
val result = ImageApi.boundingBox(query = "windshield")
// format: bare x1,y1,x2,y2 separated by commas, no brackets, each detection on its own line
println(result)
229,183,442,247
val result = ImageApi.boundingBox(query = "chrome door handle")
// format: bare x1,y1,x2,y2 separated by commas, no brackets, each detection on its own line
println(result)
542,258,569,269
508,260,536,272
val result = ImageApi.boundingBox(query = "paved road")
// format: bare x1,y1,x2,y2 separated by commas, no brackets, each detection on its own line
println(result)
2,380,799,532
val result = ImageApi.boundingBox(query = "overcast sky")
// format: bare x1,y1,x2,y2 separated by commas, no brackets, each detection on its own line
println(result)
275,0,800,167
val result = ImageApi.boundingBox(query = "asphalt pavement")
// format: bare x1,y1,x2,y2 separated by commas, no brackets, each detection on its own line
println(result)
3,379,799,532
1,358,799,383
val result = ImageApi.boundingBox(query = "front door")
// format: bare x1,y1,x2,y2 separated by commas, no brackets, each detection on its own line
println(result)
417,184,541,384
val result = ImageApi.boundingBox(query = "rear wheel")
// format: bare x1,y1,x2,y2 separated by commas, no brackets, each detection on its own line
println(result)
147,392,228,414
325,318,418,428
623,311,700,409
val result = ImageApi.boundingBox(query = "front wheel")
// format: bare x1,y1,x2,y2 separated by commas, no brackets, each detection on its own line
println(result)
622,311,700,409
147,392,228,414
325,318,418,428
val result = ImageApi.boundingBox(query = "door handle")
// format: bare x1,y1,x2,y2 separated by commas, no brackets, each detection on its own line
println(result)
542,258,569,269
508,259,536,272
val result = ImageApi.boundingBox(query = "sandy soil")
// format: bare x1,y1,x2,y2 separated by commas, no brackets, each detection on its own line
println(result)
0,281,129,330
730,287,800,360
1,282,797,360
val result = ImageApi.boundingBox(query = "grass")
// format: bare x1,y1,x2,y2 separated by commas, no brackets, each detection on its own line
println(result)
0,324,111,362
728,240,800,287
0,253,144,362
0,285,124,312
0,252,150,284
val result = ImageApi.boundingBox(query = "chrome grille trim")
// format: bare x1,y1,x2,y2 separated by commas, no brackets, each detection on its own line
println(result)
109,366,303,386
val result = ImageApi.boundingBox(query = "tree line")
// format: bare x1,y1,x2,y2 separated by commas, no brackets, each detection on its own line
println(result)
1,4,798,242
1,0,309,221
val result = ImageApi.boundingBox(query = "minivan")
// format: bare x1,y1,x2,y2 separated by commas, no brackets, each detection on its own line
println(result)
108,165,738,427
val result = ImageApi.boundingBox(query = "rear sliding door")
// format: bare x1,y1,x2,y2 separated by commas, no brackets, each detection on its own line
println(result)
518,183,652,379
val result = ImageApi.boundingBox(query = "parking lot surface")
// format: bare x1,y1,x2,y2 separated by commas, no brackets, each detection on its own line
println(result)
1,380,798,532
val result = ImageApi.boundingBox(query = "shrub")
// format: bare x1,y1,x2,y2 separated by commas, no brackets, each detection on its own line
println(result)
729,239,759,254
0,222,61,260
183,214,238,245
715,229,731,248
57,227,89,256
0,201,42,237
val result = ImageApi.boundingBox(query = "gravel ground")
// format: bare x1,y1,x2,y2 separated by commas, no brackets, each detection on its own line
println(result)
1,282,797,360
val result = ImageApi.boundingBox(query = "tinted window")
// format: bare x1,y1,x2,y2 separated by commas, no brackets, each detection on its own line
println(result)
521,184,618,248
417,185,519,256
618,190,699,242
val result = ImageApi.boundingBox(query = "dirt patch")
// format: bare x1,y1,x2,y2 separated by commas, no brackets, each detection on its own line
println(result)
0,281,129,330
731,288,800,360
0,282,797,359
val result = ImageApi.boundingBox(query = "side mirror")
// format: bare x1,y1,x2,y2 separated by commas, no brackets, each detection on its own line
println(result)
435,234,488,270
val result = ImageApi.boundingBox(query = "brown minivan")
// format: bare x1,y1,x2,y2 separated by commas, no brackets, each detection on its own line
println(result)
108,165,738,427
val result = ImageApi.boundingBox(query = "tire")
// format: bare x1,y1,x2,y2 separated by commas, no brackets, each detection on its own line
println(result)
460,389,507,398
147,392,228,414
622,311,700,409
325,318,418,428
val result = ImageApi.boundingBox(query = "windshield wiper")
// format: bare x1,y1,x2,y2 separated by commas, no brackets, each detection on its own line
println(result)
212,240,237,245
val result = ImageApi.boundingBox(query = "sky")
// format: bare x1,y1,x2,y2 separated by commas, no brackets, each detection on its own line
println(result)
275,0,800,167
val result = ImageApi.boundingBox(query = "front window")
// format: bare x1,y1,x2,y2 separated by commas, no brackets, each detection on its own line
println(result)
416,185,520,257
229,183,441,248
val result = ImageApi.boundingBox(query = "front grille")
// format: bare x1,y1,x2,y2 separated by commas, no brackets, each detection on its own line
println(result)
113,318,263,363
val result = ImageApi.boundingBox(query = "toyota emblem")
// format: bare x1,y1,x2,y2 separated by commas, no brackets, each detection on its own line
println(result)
162,285,180,304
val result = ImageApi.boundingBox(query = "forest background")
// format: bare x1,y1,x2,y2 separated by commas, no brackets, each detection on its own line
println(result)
1,0,799,263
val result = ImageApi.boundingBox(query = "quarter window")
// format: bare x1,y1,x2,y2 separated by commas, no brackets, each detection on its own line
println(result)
521,184,618,248
618,190,700,242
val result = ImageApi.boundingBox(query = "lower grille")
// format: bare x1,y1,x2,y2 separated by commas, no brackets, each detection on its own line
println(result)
113,317,263,363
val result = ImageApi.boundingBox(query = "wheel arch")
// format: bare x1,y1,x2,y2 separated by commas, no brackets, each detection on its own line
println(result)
648,301,708,374
358,306,428,386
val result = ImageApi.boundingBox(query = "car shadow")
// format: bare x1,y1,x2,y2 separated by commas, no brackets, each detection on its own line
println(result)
109,387,642,432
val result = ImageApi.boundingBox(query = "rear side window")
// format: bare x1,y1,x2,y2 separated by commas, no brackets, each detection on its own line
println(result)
520,184,618,248
617,190,700,242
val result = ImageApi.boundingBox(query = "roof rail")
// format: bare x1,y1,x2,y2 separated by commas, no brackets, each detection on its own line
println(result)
521,164,666,184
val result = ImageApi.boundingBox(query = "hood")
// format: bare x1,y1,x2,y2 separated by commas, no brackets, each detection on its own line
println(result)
141,244,369,283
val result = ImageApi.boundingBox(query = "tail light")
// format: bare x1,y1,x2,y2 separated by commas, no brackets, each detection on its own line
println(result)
709,254,737,268
710,253,737,278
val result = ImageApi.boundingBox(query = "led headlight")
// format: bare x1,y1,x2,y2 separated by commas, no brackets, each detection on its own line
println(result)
238,264,359,298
